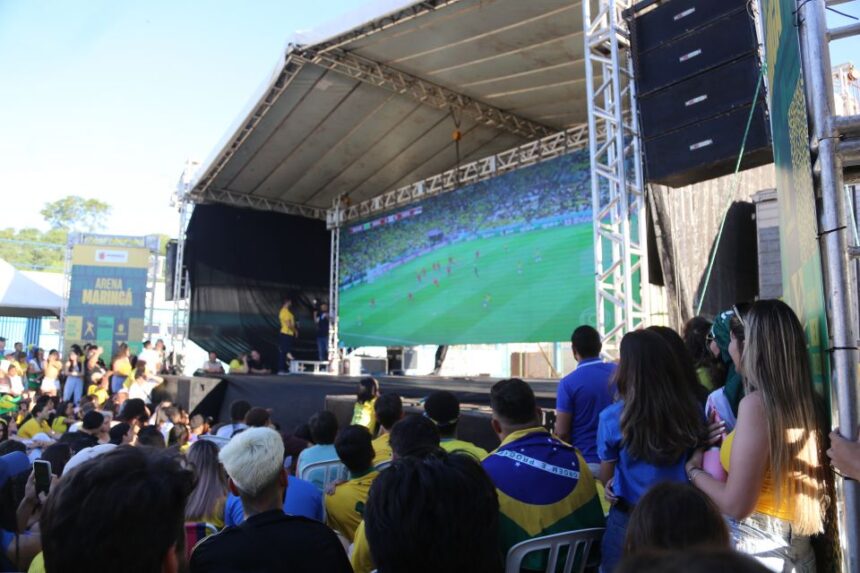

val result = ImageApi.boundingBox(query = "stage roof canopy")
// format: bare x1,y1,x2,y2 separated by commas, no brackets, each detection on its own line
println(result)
189,0,589,220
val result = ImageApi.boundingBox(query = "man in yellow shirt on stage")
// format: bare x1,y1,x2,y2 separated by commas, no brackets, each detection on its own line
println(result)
277,297,297,374
325,425,378,541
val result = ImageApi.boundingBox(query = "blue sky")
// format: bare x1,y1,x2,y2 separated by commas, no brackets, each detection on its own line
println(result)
0,1,857,238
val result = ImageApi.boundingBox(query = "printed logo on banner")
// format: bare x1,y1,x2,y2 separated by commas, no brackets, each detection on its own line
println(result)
95,249,129,263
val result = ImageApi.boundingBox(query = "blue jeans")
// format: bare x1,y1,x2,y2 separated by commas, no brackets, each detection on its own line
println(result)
317,336,328,361
110,374,126,394
278,333,295,373
600,506,630,573
63,376,84,404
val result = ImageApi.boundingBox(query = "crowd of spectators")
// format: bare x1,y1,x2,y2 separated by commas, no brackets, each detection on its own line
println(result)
0,298,855,572
340,151,593,284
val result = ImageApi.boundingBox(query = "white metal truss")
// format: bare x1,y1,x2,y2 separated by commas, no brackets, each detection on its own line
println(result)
328,201,343,372
299,47,555,141
327,124,592,227
191,57,305,202
203,188,327,220
583,0,648,355
305,0,461,54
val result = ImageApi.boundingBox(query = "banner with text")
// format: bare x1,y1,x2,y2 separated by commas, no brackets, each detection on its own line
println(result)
759,0,830,392
64,245,149,355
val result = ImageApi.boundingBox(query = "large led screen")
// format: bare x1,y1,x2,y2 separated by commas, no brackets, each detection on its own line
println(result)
339,152,595,346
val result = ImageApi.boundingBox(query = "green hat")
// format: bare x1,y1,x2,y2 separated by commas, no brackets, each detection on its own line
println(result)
0,395,21,416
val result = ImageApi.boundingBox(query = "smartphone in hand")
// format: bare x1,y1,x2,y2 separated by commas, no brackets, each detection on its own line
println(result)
33,460,52,496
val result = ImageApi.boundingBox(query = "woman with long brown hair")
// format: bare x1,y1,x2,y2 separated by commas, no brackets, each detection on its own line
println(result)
687,299,829,571
185,439,228,528
597,329,705,572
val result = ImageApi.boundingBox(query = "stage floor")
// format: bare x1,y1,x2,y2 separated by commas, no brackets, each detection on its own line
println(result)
194,373,559,442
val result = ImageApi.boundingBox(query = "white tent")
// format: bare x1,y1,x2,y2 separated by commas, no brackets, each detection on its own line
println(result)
0,258,64,317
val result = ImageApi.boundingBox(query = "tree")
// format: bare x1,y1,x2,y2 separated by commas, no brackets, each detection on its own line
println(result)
40,196,111,233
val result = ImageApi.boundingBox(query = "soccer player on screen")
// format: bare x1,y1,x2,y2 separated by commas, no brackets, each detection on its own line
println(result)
433,278,440,288
483,293,492,309
473,266,479,278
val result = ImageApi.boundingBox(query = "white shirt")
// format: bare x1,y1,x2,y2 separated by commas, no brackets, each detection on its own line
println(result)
215,422,247,438
138,349,159,372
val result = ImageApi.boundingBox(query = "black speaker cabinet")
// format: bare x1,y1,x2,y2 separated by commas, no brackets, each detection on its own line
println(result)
628,0,772,188
634,7,758,96
643,103,772,187
631,0,747,53
638,55,762,138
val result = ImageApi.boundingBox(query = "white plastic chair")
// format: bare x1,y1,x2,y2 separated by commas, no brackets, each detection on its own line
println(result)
504,528,605,573
298,459,349,489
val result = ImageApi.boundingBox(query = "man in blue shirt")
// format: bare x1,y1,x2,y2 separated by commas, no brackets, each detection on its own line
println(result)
554,325,615,473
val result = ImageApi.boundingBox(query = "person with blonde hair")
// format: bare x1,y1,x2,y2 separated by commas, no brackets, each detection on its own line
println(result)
190,427,350,573
686,299,829,572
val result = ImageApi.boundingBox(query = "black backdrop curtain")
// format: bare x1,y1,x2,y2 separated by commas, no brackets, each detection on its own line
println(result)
185,204,330,369
647,164,775,328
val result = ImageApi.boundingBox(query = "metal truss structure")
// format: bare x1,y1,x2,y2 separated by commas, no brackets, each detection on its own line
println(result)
583,0,648,355
205,188,326,220
796,0,860,568
328,201,343,370
326,124,592,227
300,47,555,141
190,58,305,205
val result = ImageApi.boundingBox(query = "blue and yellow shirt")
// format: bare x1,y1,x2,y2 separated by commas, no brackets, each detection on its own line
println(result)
483,427,604,570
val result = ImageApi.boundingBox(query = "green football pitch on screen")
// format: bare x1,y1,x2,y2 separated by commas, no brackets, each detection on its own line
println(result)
339,153,596,346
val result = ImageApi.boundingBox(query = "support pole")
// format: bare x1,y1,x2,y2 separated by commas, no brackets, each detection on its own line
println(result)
797,1,860,569
327,198,342,373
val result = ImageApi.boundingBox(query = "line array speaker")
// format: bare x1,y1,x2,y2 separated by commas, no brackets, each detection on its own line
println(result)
628,0,773,188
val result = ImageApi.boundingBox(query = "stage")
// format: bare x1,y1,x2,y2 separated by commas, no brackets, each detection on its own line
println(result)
183,373,560,452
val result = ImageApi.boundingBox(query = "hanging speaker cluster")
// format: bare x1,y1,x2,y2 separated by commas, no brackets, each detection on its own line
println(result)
627,0,773,188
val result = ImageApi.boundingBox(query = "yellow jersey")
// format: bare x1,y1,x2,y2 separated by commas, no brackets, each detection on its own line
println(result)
279,307,296,336
19,418,51,439
351,400,377,431
441,438,489,461
88,385,109,406
350,520,375,573
721,430,793,521
113,357,132,377
324,470,378,541
371,433,391,466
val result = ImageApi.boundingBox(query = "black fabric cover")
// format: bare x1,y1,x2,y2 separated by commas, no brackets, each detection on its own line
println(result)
185,204,330,369
647,164,774,327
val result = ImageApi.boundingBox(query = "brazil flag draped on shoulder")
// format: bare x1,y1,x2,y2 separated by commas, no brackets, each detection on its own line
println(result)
482,427,605,570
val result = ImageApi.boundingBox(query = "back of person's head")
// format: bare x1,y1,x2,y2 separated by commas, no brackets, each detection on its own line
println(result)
57,432,100,455
40,444,72,477
389,414,440,458
40,446,194,573
374,393,403,431
109,422,132,445
118,398,148,424
490,378,537,426
365,453,502,573
615,330,703,464
168,424,189,448
82,411,104,432
137,426,166,449
615,548,770,573
161,406,180,424
308,410,338,445
335,425,375,473
218,427,284,499
647,325,709,406
31,395,54,418
244,407,271,428
742,299,827,536
185,440,227,521
357,377,379,403
423,391,460,438
0,440,26,457
229,399,252,423
683,316,713,365
571,325,602,358
624,482,729,556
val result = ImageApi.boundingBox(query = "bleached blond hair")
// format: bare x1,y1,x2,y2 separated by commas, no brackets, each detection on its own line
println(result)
218,427,284,498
